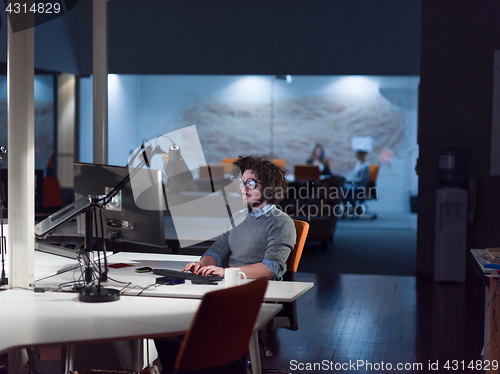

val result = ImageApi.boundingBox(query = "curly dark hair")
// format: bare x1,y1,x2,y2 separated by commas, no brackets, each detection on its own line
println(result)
231,155,289,205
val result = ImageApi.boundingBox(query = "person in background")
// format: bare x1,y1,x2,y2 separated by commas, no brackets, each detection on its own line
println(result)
306,144,332,176
343,150,371,209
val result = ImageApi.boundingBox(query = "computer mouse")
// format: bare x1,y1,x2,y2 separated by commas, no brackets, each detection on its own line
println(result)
135,266,153,273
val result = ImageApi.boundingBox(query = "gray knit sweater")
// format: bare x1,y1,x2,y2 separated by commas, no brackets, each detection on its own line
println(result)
203,205,296,279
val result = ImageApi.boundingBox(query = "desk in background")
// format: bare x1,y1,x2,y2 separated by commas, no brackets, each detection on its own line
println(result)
470,249,499,363
280,176,345,251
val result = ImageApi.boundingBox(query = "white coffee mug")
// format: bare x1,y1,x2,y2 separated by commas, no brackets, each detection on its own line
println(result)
224,268,247,288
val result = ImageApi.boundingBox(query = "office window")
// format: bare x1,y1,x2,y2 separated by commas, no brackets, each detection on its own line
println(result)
0,74,56,175
79,75,419,213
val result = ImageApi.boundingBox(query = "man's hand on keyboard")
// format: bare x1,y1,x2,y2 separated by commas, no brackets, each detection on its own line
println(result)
196,265,224,278
183,262,202,273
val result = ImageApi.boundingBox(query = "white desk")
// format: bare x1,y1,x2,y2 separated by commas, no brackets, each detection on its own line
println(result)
0,289,202,355
0,288,281,374
34,252,314,303
4,251,312,374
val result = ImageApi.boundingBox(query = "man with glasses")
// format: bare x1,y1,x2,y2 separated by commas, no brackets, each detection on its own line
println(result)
183,155,296,280
156,156,296,374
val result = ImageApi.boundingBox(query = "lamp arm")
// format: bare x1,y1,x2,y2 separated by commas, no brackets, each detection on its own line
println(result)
100,145,165,206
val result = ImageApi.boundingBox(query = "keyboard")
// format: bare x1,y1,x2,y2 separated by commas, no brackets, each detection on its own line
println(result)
152,268,223,284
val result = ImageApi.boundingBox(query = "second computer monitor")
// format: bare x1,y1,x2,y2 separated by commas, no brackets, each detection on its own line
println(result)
73,162,165,249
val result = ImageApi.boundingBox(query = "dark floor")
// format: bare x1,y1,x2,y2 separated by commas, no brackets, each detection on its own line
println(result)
29,272,485,374
258,212,485,374
260,272,485,374
299,213,417,276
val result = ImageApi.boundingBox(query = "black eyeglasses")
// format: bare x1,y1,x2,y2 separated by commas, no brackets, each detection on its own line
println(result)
238,178,261,191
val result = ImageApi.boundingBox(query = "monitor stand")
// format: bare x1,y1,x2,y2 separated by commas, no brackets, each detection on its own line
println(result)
34,196,121,303
78,285,121,303
77,205,120,303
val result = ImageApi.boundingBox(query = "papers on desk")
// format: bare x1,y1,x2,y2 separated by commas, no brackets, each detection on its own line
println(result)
475,250,500,273
485,248,500,263
480,248,500,271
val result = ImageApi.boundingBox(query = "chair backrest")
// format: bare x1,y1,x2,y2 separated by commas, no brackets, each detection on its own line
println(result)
221,157,238,174
222,158,286,174
367,164,380,200
221,157,238,165
368,164,379,185
199,163,225,179
287,220,310,273
271,158,286,169
294,164,321,181
175,278,268,373
43,176,62,207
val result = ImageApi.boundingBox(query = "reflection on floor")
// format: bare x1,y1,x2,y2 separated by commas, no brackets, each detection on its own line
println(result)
261,272,484,374
299,212,417,276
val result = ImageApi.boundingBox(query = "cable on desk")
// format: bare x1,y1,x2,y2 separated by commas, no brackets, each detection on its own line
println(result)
57,279,85,292
105,273,133,285
123,282,162,296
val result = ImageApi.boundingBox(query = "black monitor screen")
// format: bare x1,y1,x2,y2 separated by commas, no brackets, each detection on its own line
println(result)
73,162,165,248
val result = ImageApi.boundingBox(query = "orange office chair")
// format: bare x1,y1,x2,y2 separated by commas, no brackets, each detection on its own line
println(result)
259,220,309,363
343,163,379,220
275,220,309,329
287,220,309,274
222,157,286,174
270,159,286,169
368,164,379,188
221,157,238,174
173,278,268,374
356,164,379,219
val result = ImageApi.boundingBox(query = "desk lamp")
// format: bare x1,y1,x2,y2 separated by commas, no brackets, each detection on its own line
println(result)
164,143,193,184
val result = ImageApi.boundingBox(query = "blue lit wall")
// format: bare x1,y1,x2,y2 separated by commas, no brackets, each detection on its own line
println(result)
79,74,419,213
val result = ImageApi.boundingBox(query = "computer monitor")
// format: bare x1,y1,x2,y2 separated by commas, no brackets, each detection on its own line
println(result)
73,162,165,248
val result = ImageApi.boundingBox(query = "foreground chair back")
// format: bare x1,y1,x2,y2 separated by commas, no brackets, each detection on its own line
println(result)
174,278,268,374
